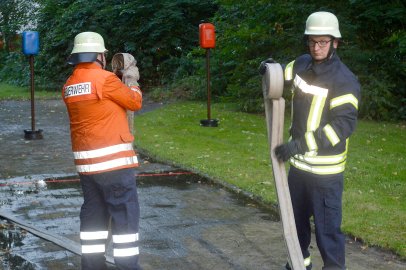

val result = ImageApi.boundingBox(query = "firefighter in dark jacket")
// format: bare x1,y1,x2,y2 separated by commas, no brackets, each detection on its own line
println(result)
259,11,360,270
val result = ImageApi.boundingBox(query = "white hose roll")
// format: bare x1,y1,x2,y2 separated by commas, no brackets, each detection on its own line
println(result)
262,63,284,100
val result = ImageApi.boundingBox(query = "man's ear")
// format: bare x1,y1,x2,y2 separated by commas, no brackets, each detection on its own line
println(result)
333,39,339,49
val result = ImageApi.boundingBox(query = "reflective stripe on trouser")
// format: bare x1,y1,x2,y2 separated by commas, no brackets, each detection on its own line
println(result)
79,168,141,270
287,166,346,270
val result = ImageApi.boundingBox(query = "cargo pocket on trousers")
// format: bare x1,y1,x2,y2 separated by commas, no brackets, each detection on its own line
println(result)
323,198,341,234
112,185,133,206
113,185,125,198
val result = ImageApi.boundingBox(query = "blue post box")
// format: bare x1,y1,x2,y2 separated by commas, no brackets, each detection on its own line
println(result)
22,31,40,55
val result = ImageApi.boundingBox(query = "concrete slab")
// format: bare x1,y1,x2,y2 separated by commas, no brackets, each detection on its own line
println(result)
0,100,404,270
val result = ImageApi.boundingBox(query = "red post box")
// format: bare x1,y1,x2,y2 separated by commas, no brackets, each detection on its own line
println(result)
199,23,216,49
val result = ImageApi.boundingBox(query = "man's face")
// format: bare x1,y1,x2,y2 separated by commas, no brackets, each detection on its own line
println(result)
307,35,338,63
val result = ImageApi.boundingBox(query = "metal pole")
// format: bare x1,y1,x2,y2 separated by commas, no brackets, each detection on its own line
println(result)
206,48,211,120
24,55,42,140
30,55,35,131
200,47,217,127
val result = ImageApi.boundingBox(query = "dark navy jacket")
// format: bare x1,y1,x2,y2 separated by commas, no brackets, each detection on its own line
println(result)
283,53,361,175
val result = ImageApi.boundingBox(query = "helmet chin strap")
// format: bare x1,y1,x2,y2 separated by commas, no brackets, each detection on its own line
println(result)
326,40,336,59
96,53,106,69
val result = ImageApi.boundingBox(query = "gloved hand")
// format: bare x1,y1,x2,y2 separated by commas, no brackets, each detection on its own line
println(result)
258,57,276,75
274,140,304,162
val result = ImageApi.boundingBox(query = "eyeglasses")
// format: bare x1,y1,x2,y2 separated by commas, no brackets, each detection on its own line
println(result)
307,39,333,47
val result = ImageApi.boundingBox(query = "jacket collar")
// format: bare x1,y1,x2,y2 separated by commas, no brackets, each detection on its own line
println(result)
310,52,339,75
75,62,102,70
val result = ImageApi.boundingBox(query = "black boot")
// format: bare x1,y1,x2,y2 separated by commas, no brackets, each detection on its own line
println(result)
284,262,313,270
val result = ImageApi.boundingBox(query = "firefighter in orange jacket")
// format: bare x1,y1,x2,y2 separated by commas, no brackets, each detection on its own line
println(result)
62,32,143,270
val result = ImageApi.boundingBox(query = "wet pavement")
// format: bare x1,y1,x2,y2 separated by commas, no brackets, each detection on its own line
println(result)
0,100,405,270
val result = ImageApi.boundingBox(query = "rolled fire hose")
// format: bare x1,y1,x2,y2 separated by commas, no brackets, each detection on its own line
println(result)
111,53,140,135
262,63,305,270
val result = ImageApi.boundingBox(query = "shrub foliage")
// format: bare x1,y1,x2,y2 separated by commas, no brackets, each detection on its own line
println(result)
0,0,404,120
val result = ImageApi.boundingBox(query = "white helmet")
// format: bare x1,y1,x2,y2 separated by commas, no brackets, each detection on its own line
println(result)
305,11,341,38
71,31,107,54
67,32,107,65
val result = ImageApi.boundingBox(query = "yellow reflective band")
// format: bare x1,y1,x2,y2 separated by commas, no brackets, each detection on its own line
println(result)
323,124,340,146
113,233,139,244
74,143,134,159
305,131,317,151
330,94,358,110
82,244,105,254
76,156,138,173
296,152,347,165
293,75,327,131
284,60,295,81
80,231,109,240
294,75,328,97
308,94,326,131
113,247,139,257
304,256,311,267
290,90,295,124
290,158,346,175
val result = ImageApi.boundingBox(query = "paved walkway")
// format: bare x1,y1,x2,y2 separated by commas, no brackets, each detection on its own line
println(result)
0,100,404,270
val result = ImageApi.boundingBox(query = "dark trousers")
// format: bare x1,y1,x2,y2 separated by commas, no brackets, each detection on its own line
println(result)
79,168,141,270
288,166,346,270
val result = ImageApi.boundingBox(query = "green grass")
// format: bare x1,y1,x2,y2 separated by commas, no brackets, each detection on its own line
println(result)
0,82,60,100
135,102,277,202
344,121,406,256
134,101,406,258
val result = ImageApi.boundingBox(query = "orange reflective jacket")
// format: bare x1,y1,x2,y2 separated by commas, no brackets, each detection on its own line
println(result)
62,63,142,175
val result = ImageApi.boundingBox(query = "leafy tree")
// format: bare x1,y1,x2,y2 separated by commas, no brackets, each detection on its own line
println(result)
0,0,39,85
0,0,38,53
208,0,308,111
346,0,406,120
172,0,405,120
102,0,218,85
34,0,111,89
1,0,404,120
33,0,217,89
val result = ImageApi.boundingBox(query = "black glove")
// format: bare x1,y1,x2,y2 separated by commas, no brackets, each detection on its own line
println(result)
274,140,304,162
258,57,276,75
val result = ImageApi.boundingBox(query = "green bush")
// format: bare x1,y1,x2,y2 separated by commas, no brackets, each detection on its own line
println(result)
177,0,406,120
358,72,397,121
1,0,404,120
0,52,29,86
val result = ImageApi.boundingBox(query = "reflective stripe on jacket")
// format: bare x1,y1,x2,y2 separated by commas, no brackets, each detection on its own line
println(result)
284,53,360,175
62,63,142,174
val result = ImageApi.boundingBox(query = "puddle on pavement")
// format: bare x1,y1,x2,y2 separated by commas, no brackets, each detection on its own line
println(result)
0,221,37,269
0,171,278,269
